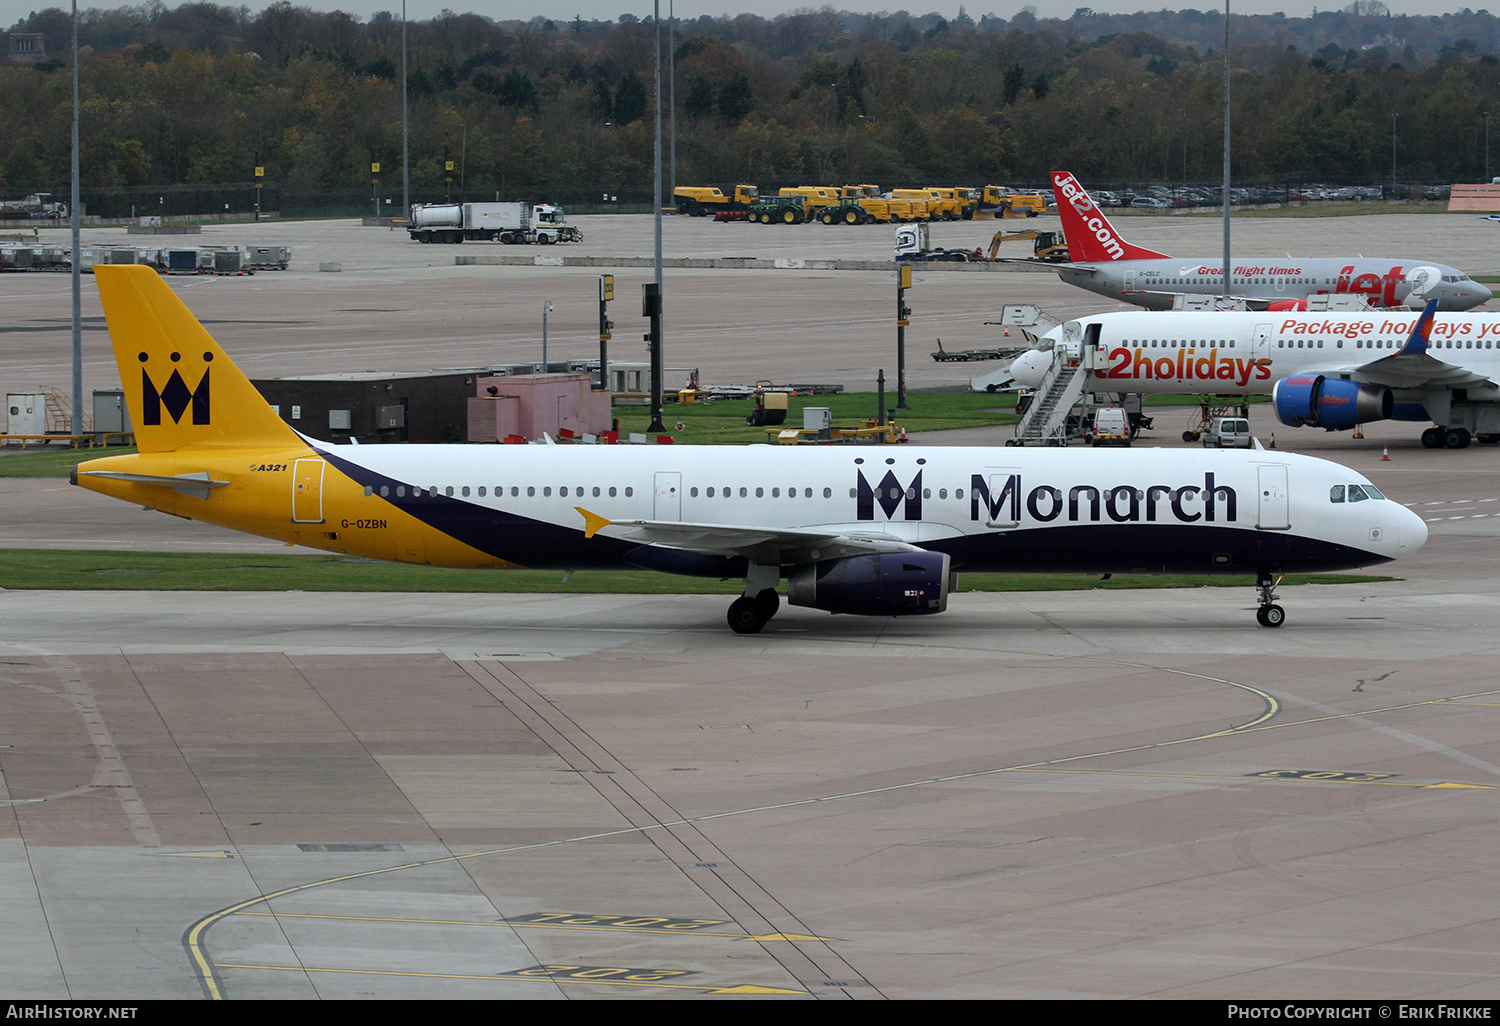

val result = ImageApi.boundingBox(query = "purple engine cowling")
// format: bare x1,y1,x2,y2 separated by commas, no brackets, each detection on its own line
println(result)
787,552,952,617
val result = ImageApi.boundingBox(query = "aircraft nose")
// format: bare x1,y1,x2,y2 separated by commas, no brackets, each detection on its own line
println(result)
1396,503,1428,557
1010,348,1052,388
1472,280,1494,307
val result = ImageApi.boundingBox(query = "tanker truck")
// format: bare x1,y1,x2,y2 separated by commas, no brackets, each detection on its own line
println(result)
406,202,581,244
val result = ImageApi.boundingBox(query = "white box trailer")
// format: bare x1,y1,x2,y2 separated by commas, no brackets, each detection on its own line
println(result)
6,393,46,439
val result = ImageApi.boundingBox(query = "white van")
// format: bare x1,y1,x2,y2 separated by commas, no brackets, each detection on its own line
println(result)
1090,407,1132,447
1202,417,1252,448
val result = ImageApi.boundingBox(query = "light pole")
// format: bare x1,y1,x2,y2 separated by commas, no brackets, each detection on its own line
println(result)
1392,112,1398,185
402,0,408,219
1486,111,1492,182
542,300,554,370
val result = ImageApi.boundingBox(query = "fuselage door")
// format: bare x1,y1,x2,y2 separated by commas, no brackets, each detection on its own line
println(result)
1256,464,1289,531
292,458,325,524
1123,269,1136,294
654,472,682,522
1252,322,1274,365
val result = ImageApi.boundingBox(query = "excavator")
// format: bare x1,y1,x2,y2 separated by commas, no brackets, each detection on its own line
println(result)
986,230,1069,262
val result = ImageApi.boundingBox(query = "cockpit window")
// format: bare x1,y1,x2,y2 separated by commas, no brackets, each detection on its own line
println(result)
1332,484,1386,503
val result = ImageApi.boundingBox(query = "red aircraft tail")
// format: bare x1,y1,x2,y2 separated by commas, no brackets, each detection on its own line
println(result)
1049,171,1171,262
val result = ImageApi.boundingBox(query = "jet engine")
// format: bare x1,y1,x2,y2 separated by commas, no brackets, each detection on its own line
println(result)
787,552,952,617
1272,375,1393,430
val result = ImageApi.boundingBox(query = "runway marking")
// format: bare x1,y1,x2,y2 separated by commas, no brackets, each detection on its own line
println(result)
212,960,803,994
234,908,825,940
182,663,1499,1000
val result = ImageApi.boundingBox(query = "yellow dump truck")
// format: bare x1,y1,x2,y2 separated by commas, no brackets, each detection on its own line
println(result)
925,186,980,219
674,185,759,217
980,185,1047,218
891,188,960,220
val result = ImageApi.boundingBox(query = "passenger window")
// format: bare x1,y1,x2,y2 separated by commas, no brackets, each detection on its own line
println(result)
624,487,633,497
461,486,470,497
379,486,389,497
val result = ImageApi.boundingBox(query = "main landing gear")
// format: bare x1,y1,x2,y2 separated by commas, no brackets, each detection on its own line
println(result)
1255,572,1285,628
727,563,782,635
1421,427,1472,449
727,589,780,634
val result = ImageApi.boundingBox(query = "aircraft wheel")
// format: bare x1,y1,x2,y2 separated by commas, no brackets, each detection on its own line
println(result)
1447,428,1472,449
1421,427,1445,448
1182,431,1199,442
755,589,780,620
727,596,769,635
1257,604,1285,628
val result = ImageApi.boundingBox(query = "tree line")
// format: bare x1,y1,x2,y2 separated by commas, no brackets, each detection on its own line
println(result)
4,1,1499,208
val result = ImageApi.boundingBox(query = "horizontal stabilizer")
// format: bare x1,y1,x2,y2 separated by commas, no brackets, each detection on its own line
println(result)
74,469,229,500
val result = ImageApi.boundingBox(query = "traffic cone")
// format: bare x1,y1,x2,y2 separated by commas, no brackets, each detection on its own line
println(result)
900,425,908,443
1381,446,1390,461
1353,424,1364,439
1268,433,1276,449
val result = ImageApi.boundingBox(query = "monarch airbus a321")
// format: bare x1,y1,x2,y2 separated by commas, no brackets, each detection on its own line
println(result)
1047,171,1491,312
73,266,1426,631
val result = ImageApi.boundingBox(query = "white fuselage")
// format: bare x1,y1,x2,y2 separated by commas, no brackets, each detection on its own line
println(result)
1017,309,1500,399
1061,258,1492,312
302,442,1423,577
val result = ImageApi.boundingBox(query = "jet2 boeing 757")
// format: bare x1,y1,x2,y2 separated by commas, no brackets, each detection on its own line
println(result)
1012,299,1500,448
72,266,1426,631
1047,171,1491,312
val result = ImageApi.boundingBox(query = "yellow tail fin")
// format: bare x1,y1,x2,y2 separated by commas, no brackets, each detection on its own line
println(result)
96,265,300,453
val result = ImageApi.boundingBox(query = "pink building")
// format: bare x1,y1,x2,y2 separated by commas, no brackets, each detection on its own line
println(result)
467,373,613,443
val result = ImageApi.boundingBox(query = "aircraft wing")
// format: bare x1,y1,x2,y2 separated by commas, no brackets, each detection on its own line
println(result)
575,507,924,565
1119,287,1278,310
1330,300,1495,391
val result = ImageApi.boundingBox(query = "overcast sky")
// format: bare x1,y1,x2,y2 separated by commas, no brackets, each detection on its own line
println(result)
10,1,1481,25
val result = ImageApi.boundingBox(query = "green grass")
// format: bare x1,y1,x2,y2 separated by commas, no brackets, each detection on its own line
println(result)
0,548,1394,594
0,445,138,477
613,391,1019,444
